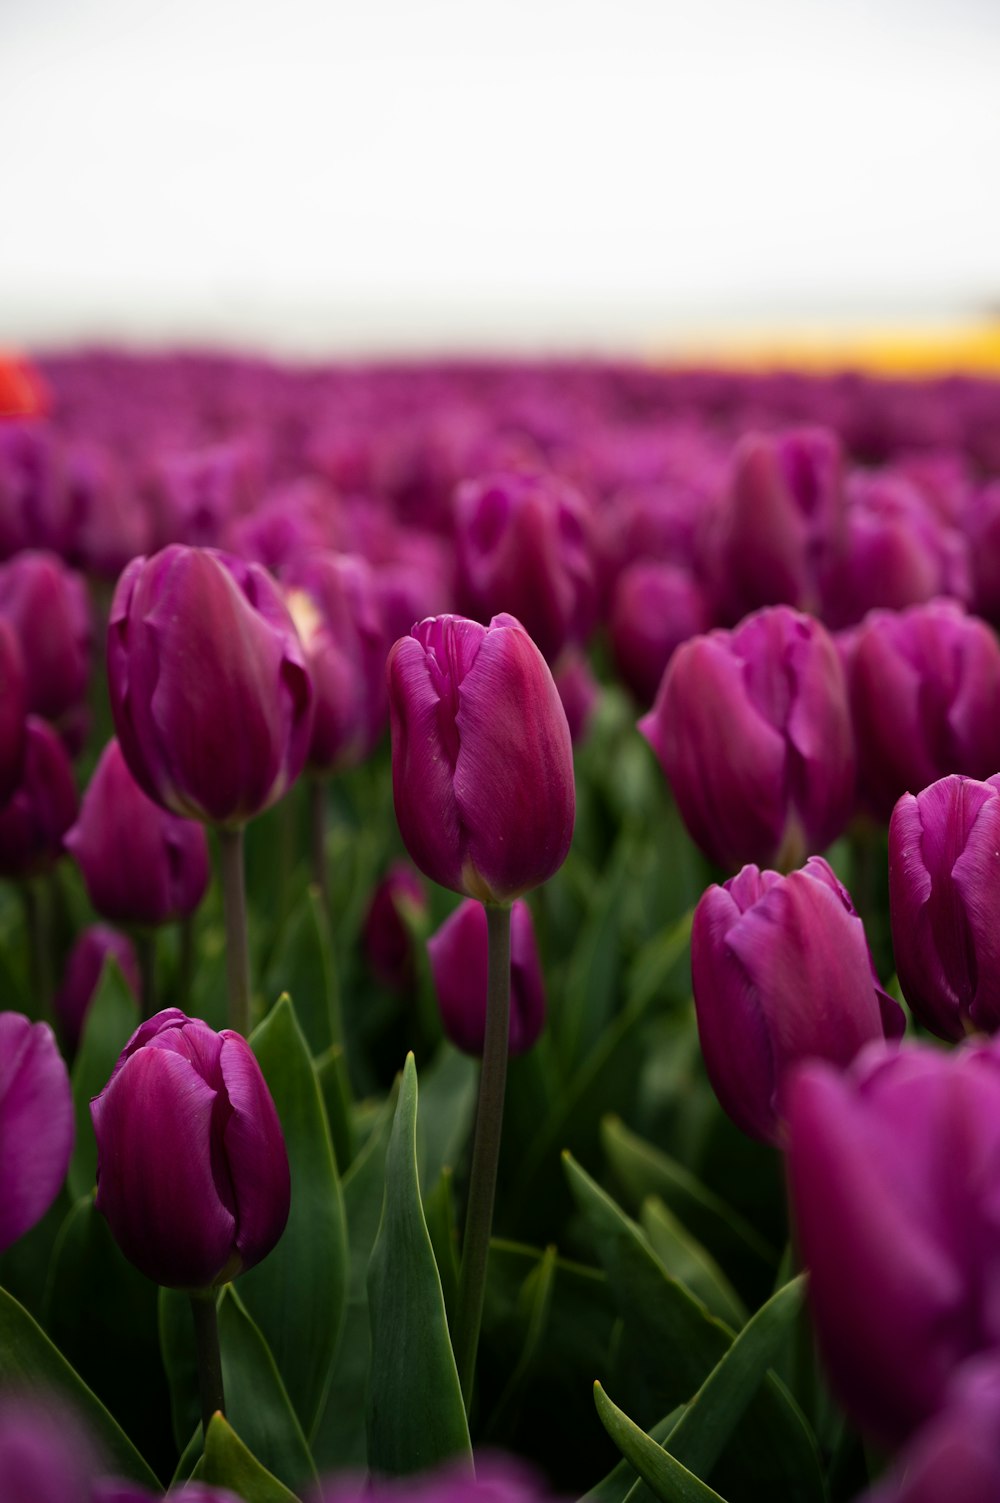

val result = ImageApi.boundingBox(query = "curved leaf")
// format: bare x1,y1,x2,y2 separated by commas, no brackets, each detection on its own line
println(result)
595,1384,728,1503
219,1285,317,1492
366,1053,471,1475
203,1412,299,1503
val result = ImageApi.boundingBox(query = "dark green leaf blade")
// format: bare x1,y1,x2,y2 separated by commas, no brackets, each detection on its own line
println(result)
594,1384,729,1503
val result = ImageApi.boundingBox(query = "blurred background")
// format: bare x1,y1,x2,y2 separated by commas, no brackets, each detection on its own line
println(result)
3,0,1000,357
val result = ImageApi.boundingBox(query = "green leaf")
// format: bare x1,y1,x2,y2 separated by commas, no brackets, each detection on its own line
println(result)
314,1043,355,1175
639,1198,747,1330
600,1117,776,1289
202,1412,299,1503
664,1277,807,1480
366,1053,471,1475
67,957,139,1200
0,1284,159,1489
485,1242,557,1440
311,1084,397,1471
580,1408,684,1503
557,830,633,1070
594,1383,729,1503
242,995,348,1436
218,1285,318,1492
424,1168,460,1327
416,1043,477,1193
262,885,338,1057
160,1286,200,1454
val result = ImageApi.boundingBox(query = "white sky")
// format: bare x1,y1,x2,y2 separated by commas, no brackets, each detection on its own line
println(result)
2,0,1000,352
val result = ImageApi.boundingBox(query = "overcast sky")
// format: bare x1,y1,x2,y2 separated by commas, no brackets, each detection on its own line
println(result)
3,0,1000,352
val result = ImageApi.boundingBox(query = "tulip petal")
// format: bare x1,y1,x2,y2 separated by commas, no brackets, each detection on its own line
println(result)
0,1015,74,1253
219,1035,290,1272
92,1048,236,1288
388,634,465,893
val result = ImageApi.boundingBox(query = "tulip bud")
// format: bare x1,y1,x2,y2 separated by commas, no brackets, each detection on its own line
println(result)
282,551,388,774
843,599,1000,821
860,1357,1000,1503
429,899,546,1056
108,546,314,827
640,605,855,871
0,716,78,880
692,857,903,1143
0,550,92,739
552,647,600,745
91,1008,290,1289
362,862,427,991
0,1013,74,1253
54,925,141,1052
66,739,210,929
454,471,597,661
0,618,26,805
787,1040,1000,1448
387,613,575,904
888,774,1000,1039
609,561,710,707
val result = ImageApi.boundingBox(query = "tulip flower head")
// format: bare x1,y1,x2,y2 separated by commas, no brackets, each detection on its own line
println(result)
692,856,904,1144
429,898,546,1056
640,605,855,871
54,925,140,1052
108,546,314,827
362,862,427,991
787,1039,1000,1448
0,1013,74,1253
387,613,575,904
0,716,78,880
92,1009,289,1289
860,1356,1000,1503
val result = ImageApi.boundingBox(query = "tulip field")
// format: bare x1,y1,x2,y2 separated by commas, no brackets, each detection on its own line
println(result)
4,350,1000,1501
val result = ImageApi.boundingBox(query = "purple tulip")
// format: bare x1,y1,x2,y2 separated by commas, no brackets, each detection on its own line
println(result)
0,617,26,805
707,427,842,623
95,1485,243,1502
362,863,427,990
843,599,1000,821
454,471,597,662
54,925,141,1052
108,546,314,827
786,1038,1000,1448
0,1013,74,1253
0,716,78,880
91,1008,290,1289
819,470,970,630
692,857,903,1144
282,551,388,774
387,614,575,904
639,605,855,871
889,774,1000,1039
0,1395,97,1503
552,647,600,745
429,899,546,1056
0,550,92,734
609,561,710,707
860,1357,1000,1503
966,480,1000,628
66,739,210,929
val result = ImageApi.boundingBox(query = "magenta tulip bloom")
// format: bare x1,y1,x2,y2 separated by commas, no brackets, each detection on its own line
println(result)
889,774,1000,1039
0,1396,97,1503
388,614,575,904
282,551,388,774
0,1013,74,1253
609,561,710,707
553,648,600,745
108,546,314,827
95,1485,242,1502
844,599,1000,821
0,618,26,805
787,1039,1000,1448
454,471,597,661
66,739,210,929
861,1358,1000,1503
429,899,546,1056
0,550,92,731
54,925,140,1051
362,862,427,991
640,606,855,871
0,716,78,880
318,1454,554,1502
692,857,903,1143
92,1009,290,1288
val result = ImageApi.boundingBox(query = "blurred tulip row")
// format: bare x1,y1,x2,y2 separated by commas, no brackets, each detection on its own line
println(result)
4,349,1000,1503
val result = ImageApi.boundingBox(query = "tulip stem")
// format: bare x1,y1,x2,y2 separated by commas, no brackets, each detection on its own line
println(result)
189,1290,225,1435
135,931,157,1020
308,778,330,908
218,827,251,1036
454,901,511,1412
